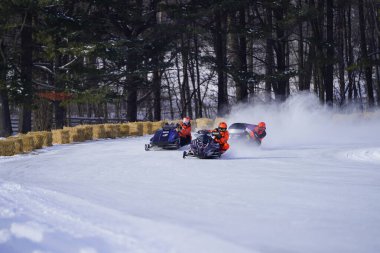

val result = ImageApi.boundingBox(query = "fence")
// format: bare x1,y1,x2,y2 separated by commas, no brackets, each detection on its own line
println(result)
11,117,127,133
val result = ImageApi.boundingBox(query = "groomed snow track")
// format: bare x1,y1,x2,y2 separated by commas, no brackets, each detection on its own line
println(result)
1,135,380,253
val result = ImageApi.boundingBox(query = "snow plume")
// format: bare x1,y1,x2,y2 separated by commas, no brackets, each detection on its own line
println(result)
225,93,380,148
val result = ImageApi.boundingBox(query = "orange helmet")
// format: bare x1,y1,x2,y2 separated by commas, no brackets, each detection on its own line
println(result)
183,117,190,126
218,122,227,131
258,122,266,129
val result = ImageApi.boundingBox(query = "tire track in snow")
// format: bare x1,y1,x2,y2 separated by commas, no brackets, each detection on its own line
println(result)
341,148,380,164
0,180,257,253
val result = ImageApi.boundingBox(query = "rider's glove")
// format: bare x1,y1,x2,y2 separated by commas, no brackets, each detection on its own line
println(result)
212,131,222,139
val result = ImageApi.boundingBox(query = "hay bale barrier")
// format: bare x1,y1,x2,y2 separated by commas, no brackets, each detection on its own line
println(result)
104,124,118,139
0,139,16,156
142,122,153,135
52,129,70,144
119,124,130,137
93,125,106,139
196,118,214,130
41,131,53,147
213,117,228,128
77,125,94,141
128,122,144,136
20,134,35,152
28,132,44,149
8,137,24,154
151,121,165,132
0,119,216,156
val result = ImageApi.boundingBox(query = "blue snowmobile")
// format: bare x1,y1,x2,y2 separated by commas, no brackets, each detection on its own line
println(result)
145,124,181,151
183,130,222,159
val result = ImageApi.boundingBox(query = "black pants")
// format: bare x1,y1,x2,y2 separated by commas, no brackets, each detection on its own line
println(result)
180,135,191,146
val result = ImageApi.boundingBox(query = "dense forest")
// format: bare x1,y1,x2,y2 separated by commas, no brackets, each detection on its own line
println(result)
0,0,379,137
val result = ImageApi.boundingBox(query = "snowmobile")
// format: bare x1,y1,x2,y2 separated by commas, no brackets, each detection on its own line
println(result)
183,130,222,159
145,124,181,151
228,123,261,145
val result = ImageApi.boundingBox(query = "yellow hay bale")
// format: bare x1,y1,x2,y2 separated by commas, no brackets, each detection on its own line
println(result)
104,124,118,139
68,127,86,142
0,139,16,156
119,124,130,137
33,131,53,147
85,126,94,140
213,117,228,128
190,120,197,129
42,131,53,147
115,124,122,138
142,122,153,135
151,121,166,132
93,125,106,139
128,122,144,136
52,129,70,144
167,120,181,126
7,137,24,154
19,134,35,152
76,125,93,140
196,118,213,130
28,132,44,149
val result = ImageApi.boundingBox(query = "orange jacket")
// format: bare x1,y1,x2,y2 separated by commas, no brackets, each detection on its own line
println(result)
178,122,192,138
211,129,229,145
248,126,266,142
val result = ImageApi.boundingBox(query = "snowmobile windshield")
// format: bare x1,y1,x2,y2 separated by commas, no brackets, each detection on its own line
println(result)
228,123,248,130
163,124,177,130
197,135,212,145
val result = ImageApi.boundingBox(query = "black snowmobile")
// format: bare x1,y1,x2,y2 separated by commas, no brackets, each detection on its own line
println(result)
228,122,262,145
183,130,222,159
145,124,181,151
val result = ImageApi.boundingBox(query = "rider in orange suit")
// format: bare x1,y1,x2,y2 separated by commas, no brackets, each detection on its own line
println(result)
211,122,230,153
178,117,192,146
246,122,266,145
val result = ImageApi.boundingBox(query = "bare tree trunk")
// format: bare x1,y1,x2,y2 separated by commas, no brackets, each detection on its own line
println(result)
175,47,185,117
53,38,67,129
19,11,33,133
238,7,248,102
0,87,12,136
369,0,380,106
310,0,325,103
193,31,203,117
164,72,175,119
325,0,334,106
0,39,12,137
345,4,355,102
214,8,229,116
104,102,108,122
188,43,199,118
228,13,240,101
152,55,161,121
126,48,140,121
181,34,193,118
298,0,305,91
87,103,92,118
303,23,314,91
337,3,345,106
358,0,375,108
265,4,274,102
273,2,288,102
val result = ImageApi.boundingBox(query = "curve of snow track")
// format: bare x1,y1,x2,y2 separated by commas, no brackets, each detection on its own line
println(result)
0,133,380,253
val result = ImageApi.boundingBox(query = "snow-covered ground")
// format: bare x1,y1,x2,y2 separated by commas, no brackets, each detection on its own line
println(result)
1,95,380,253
